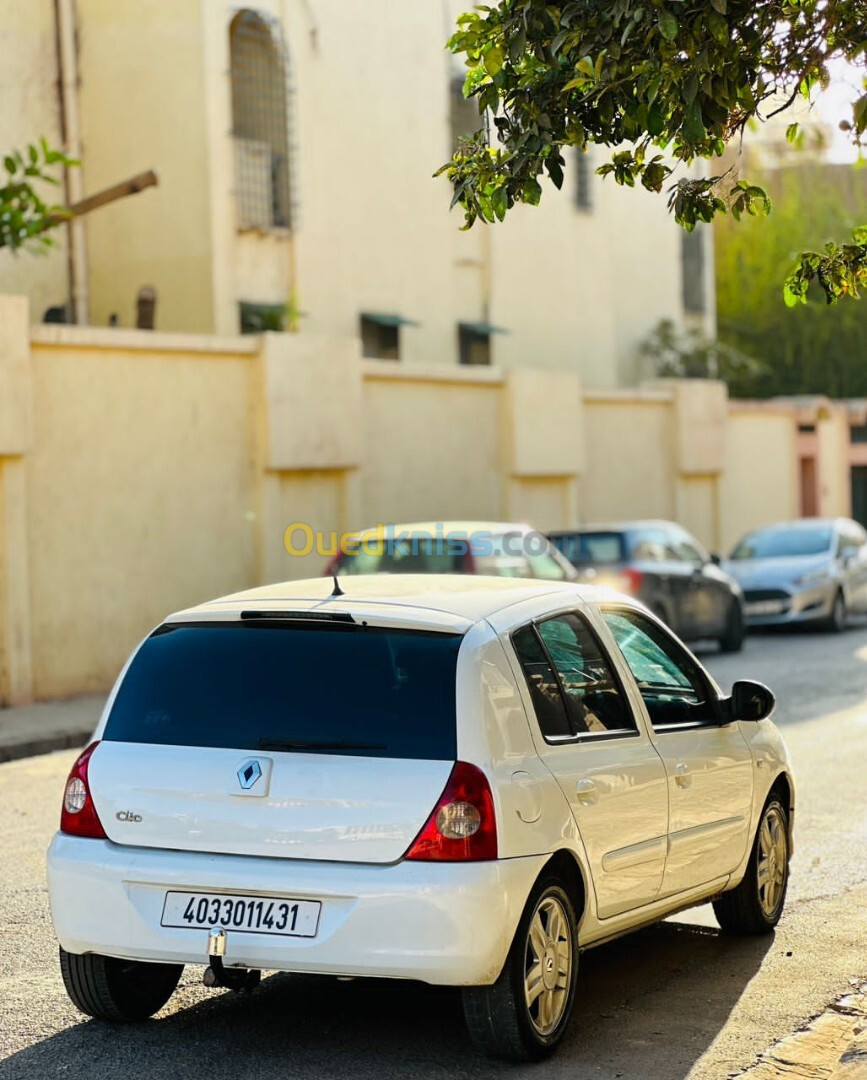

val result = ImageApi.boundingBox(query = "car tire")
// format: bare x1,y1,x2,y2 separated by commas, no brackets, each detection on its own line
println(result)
713,796,789,936
462,876,579,1062
719,600,745,653
824,590,847,633
59,948,183,1021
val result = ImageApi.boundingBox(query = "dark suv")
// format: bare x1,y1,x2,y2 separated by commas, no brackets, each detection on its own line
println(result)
548,520,745,651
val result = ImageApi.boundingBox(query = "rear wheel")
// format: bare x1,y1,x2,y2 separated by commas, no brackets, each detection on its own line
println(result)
59,948,183,1021
719,600,745,653
713,796,789,935
462,876,579,1061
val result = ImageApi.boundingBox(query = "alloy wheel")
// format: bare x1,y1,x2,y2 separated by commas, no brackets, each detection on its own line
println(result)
523,895,573,1036
757,805,788,918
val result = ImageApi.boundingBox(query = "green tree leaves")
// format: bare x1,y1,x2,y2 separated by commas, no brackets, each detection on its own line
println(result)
1,139,77,253
658,10,679,41
717,161,867,395
439,0,867,301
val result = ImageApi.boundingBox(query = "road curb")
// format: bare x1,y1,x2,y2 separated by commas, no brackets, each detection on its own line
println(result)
0,728,91,764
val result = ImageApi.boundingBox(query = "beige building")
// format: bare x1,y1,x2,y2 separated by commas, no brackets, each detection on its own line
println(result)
1,0,713,387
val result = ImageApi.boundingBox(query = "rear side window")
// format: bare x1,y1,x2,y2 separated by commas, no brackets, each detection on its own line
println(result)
551,532,625,566
103,622,462,760
512,614,636,740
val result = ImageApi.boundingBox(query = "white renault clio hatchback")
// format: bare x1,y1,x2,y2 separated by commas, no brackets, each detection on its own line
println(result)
48,575,794,1061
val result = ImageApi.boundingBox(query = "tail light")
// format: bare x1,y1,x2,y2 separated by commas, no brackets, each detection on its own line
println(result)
60,742,107,839
460,546,477,574
405,761,497,861
616,568,644,595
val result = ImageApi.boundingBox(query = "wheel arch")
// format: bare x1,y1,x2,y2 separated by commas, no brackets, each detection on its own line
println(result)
538,848,589,930
768,770,795,853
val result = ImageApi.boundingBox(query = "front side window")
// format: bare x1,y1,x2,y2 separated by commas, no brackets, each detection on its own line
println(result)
603,609,716,729
513,615,636,740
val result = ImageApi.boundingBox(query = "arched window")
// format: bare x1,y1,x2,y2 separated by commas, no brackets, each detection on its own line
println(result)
229,10,293,230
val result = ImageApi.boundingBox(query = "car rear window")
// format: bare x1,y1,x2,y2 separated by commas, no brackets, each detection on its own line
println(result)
103,622,462,760
335,536,464,575
551,532,625,566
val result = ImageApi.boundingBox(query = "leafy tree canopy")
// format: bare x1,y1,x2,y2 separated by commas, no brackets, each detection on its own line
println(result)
1,140,77,253
716,160,867,397
439,0,866,304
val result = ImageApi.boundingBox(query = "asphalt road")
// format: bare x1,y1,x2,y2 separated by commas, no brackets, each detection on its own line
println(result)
1,625,866,1080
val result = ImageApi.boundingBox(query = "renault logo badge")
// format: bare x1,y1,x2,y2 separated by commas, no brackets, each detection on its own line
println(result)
237,759,263,790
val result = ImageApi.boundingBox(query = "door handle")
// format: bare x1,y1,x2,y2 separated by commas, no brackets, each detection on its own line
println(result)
575,779,599,805
674,762,691,788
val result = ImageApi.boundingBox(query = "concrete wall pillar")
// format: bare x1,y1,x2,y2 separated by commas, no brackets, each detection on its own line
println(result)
0,297,34,705
502,369,584,530
257,331,363,582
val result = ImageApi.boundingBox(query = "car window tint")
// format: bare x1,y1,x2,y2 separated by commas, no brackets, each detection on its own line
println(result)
526,549,569,580
536,615,636,736
556,532,625,565
603,610,716,729
669,533,706,564
337,537,461,575
512,625,571,738
103,622,462,759
472,533,532,577
630,532,667,562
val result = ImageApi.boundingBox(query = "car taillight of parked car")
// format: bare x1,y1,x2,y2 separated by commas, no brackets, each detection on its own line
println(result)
405,761,497,861
615,568,644,595
60,742,107,839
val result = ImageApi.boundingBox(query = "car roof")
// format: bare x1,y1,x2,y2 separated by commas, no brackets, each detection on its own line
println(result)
742,518,839,533
346,520,538,537
548,520,676,536
169,574,609,633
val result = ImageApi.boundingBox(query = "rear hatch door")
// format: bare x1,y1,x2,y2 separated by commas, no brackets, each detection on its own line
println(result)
90,618,462,864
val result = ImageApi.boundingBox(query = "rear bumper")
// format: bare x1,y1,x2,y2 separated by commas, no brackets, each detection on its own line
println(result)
47,835,545,986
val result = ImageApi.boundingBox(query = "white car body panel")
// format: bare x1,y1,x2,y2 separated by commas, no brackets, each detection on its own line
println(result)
90,743,454,864
48,575,795,990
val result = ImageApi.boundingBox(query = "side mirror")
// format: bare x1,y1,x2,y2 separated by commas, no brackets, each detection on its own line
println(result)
730,679,775,722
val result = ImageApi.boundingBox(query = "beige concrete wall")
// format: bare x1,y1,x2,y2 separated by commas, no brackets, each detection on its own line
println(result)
360,366,503,525
582,391,677,524
26,327,260,698
0,0,70,320
0,301,845,703
719,408,799,553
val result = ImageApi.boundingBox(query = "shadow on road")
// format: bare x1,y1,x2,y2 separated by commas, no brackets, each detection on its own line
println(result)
0,920,773,1080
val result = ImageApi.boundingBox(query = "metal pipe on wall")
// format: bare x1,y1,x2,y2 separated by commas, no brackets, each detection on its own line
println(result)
55,0,88,325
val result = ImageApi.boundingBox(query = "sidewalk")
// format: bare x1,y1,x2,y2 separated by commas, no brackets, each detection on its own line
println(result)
0,694,106,763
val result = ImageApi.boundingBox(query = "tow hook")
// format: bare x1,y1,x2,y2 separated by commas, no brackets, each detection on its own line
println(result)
203,927,261,992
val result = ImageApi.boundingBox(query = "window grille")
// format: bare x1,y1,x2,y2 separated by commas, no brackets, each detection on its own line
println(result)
230,10,294,230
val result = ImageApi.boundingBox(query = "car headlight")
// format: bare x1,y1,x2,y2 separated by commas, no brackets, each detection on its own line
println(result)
793,567,832,587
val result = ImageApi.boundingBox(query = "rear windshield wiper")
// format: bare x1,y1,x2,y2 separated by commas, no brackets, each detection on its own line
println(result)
257,738,388,752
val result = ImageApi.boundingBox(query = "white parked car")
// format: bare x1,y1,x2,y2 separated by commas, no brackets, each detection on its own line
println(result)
48,575,794,1061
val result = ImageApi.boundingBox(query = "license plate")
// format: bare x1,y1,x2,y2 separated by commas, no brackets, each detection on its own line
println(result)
161,891,321,938
746,600,786,616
